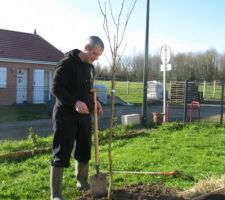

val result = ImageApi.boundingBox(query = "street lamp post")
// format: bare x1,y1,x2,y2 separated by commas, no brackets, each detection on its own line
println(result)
142,0,150,126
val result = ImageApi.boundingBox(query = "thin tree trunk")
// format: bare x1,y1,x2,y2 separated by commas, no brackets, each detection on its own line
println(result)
108,59,116,200
97,2,137,199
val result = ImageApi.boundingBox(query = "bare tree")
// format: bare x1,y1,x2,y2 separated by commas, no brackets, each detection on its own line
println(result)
219,54,225,80
98,0,137,199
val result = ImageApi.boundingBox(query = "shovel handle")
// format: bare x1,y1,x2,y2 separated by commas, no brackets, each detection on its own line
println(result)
91,89,100,171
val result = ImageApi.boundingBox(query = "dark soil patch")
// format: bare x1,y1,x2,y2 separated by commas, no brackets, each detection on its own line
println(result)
77,183,185,200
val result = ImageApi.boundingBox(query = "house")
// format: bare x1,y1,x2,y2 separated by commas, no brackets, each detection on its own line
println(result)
0,29,64,105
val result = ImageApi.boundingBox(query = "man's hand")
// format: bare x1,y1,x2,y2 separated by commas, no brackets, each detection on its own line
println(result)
74,100,89,114
97,101,103,118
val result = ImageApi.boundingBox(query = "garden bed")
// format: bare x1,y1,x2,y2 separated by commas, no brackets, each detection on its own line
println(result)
77,183,185,200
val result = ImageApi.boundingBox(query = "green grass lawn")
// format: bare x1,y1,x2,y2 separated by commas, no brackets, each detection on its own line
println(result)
1,122,225,199
198,83,222,100
95,80,143,103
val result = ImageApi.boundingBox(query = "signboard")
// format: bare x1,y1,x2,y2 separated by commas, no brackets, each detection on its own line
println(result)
160,64,171,71
160,45,171,65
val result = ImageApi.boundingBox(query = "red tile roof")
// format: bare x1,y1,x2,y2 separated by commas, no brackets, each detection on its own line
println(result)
0,29,64,62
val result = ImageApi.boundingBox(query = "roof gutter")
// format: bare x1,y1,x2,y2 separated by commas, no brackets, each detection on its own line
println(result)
0,57,57,65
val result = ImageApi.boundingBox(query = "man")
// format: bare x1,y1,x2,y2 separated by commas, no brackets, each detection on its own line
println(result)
50,36,104,200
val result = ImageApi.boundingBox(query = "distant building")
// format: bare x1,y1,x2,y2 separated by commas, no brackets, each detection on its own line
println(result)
0,29,64,105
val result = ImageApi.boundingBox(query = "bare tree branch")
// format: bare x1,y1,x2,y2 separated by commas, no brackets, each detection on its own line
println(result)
98,0,114,55
109,0,117,26
115,0,125,49
117,42,127,64
117,0,137,48
97,1,137,199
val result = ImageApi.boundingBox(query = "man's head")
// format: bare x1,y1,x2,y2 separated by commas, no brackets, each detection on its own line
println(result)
82,36,104,64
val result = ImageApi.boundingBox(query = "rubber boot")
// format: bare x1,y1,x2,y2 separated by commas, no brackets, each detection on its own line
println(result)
50,166,64,200
75,161,90,190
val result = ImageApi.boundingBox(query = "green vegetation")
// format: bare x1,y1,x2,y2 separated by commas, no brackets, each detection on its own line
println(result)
0,135,51,155
1,122,225,199
96,80,143,104
198,83,222,100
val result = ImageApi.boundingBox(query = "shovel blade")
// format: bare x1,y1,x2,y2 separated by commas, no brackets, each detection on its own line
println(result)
90,173,107,198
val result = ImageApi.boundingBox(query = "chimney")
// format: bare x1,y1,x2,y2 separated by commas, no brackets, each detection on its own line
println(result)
34,29,37,35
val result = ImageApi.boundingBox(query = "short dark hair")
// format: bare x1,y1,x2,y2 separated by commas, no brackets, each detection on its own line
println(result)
86,36,104,50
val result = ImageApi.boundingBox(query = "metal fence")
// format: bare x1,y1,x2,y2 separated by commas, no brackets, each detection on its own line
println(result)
0,80,224,139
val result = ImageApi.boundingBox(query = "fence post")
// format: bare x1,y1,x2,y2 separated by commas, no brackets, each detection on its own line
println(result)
213,80,216,97
220,82,224,124
203,80,206,99
183,80,188,123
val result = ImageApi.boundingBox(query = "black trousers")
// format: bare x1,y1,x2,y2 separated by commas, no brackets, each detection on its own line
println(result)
51,113,92,168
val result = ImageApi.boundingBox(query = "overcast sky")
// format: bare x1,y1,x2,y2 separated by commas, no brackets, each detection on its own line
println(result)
1,0,225,65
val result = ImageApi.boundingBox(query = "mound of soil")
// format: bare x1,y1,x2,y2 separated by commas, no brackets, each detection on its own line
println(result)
77,183,185,200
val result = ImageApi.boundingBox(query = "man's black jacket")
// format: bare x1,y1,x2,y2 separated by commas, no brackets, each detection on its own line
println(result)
51,49,94,118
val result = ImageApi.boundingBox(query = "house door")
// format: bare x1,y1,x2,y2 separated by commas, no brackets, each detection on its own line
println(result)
33,69,44,104
44,71,53,101
16,69,28,103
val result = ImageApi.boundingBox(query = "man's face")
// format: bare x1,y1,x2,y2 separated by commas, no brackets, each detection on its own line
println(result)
85,45,103,64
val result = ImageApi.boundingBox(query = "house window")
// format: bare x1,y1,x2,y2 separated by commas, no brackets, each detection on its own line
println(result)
0,67,7,88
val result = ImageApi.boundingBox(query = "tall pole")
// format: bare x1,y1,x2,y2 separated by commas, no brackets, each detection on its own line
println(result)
163,64,166,122
183,80,188,123
220,81,224,124
142,0,150,125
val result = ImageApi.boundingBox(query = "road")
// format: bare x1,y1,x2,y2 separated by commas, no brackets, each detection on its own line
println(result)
0,104,223,140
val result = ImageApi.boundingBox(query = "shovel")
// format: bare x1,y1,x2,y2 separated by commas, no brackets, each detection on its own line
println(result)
90,89,107,198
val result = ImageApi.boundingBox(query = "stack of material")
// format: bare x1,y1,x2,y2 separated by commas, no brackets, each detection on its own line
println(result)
170,81,185,104
147,81,163,100
169,81,199,104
